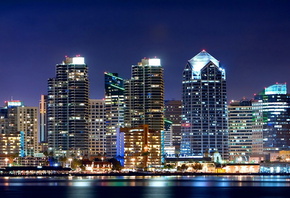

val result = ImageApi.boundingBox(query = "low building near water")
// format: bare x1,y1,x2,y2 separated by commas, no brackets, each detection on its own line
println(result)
260,162,290,173
0,166,71,175
223,164,260,173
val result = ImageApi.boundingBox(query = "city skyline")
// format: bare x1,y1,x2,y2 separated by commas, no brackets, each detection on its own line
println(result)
1,0,290,106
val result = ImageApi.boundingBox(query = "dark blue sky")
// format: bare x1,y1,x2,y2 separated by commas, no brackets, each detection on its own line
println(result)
1,0,290,106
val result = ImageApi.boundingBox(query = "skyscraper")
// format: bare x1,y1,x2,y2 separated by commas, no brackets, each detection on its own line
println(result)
0,101,39,157
39,95,47,143
123,57,164,168
228,100,253,162
88,99,106,156
164,100,182,153
253,83,290,153
47,56,89,156
104,72,124,158
180,50,228,159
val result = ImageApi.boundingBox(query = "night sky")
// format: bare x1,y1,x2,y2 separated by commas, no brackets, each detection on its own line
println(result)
1,0,290,106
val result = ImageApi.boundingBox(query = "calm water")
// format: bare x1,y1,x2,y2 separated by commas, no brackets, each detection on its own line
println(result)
1,175,290,198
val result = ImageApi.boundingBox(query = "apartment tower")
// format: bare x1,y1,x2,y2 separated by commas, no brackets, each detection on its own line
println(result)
124,57,164,168
47,56,89,156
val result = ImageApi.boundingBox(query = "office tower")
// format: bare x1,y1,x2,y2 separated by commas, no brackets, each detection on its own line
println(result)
88,99,106,156
228,100,253,162
164,119,173,147
180,50,228,159
164,100,182,153
47,56,89,156
39,95,48,143
253,83,290,153
0,101,38,157
163,119,175,156
104,72,124,158
123,57,164,168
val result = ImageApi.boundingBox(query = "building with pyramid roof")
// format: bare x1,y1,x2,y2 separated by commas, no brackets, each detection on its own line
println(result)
180,50,228,159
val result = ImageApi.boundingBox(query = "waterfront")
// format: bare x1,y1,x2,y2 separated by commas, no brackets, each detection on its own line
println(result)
1,175,290,198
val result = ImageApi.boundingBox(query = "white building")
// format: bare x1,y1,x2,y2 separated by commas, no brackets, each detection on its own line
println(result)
88,99,106,156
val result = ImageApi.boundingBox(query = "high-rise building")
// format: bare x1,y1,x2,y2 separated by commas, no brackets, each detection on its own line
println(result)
0,101,39,157
39,95,48,143
180,50,228,159
163,119,175,156
123,57,164,168
0,101,22,156
88,99,106,156
164,119,173,148
104,72,124,158
47,56,89,156
228,100,253,162
164,100,182,153
18,106,39,157
253,83,290,153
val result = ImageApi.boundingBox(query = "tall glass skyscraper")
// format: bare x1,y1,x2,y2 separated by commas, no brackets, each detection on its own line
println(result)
180,50,228,159
253,83,290,153
104,72,125,158
47,56,89,156
124,57,164,167
164,100,182,153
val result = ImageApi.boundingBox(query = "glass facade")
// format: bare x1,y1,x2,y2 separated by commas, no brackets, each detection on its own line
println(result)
124,58,164,167
104,72,125,158
47,56,89,155
180,50,228,159
164,100,182,153
253,83,290,153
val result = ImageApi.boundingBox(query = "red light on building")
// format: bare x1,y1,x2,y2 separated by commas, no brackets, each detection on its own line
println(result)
182,123,191,127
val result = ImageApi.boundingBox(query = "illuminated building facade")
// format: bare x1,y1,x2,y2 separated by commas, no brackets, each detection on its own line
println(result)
164,119,173,147
253,83,290,153
39,95,47,143
122,125,159,169
104,72,124,158
0,101,22,156
47,56,89,156
164,100,182,153
88,99,106,156
180,50,228,159
18,106,39,157
163,119,175,156
228,100,253,162
124,57,164,167
0,101,39,157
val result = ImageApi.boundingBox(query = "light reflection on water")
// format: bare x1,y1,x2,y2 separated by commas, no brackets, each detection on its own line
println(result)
1,176,290,198
1,175,290,187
